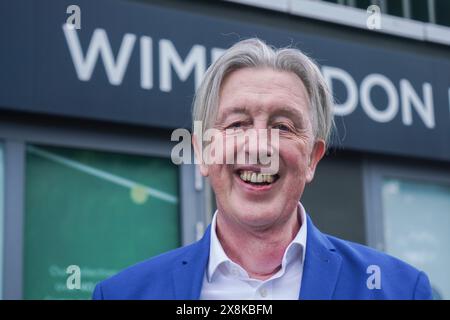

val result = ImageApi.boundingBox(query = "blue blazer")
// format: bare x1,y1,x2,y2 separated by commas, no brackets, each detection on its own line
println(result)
92,215,432,299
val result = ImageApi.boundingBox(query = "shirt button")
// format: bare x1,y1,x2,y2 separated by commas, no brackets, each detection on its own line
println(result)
259,288,268,298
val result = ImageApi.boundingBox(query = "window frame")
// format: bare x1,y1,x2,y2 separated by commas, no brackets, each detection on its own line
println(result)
225,0,450,46
363,158,450,252
0,118,208,299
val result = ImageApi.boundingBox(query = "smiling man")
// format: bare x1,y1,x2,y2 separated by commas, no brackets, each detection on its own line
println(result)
92,38,432,300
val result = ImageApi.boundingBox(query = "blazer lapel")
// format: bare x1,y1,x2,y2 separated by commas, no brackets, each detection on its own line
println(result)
172,226,211,299
299,215,342,300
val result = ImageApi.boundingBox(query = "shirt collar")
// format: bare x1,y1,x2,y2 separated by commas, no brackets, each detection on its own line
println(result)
207,202,308,282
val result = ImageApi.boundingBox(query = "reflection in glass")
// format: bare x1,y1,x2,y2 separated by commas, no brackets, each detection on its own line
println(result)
382,177,450,300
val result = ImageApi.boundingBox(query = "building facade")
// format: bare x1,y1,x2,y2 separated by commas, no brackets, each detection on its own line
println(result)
0,0,449,299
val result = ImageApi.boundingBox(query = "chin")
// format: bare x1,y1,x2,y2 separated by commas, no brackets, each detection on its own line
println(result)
229,199,286,225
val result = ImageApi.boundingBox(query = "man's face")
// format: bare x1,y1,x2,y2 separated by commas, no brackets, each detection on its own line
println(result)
195,67,325,230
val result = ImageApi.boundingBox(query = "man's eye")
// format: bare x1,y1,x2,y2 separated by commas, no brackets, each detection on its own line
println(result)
273,124,291,132
227,122,243,129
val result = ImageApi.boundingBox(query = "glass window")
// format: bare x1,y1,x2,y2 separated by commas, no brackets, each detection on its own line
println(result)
355,0,372,10
386,0,404,17
23,144,180,299
436,0,450,27
381,177,450,300
410,0,429,22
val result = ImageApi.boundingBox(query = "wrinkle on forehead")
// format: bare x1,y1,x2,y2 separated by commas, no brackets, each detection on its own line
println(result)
216,68,311,126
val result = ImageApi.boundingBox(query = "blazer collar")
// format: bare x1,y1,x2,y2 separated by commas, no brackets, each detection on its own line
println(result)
299,215,343,299
172,226,211,299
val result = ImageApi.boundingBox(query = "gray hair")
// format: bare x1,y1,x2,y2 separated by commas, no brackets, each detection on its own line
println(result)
192,38,334,146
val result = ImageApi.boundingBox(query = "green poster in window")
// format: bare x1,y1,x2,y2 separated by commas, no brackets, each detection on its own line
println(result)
24,145,180,299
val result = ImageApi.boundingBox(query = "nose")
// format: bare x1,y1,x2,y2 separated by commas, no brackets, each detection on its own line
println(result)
245,128,273,165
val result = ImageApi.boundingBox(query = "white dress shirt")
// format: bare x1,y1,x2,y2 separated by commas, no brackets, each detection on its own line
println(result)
200,202,307,300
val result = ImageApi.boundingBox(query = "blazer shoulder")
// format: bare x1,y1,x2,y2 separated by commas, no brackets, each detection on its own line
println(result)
326,234,415,269
324,234,432,299
92,241,200,300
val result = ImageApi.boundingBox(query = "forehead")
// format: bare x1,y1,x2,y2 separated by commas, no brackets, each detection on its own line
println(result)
218,67,310,118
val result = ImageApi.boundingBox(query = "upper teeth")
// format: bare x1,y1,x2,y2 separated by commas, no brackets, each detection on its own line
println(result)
239,171,275,183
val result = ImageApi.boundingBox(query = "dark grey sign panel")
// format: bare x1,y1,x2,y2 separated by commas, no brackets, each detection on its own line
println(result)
0,0,449,161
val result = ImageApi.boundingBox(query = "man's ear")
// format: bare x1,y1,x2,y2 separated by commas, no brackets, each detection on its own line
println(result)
306,139,326,183
192,133,209,177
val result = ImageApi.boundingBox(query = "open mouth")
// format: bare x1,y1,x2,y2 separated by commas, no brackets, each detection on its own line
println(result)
236,169,280,186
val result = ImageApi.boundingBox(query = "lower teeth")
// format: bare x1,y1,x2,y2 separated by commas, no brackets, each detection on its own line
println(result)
240,177,275,185
247,181,268,185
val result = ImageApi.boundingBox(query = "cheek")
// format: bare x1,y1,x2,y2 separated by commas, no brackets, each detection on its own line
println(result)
281,142,308,170
207,164,233,190
206,133,237,165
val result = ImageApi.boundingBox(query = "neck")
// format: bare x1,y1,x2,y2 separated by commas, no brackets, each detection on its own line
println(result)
215,207,300,280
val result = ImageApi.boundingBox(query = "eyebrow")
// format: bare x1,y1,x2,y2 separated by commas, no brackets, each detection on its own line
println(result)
271,105,306,126
215,106,250,123
217,104,307,126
